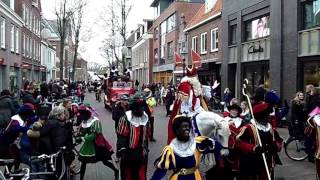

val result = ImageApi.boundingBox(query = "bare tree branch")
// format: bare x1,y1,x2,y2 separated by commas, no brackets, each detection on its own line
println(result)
71,0,87,81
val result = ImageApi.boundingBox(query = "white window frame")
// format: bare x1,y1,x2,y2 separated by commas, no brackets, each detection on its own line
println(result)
10,24,14,52
192,36,197,52
200,32,207,54
211,28,219,52
0,17,5,49
15,27,19,54
22,34,25,56
22,3,25,21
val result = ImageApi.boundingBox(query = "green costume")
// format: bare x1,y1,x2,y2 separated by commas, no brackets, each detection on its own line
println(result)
79,117,102,163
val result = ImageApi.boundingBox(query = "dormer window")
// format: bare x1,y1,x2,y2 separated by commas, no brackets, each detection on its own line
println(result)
205,0,217,13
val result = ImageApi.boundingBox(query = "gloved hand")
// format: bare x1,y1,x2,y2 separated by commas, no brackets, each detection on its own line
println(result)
27,129,40,138
202,138,214,148
254,145,267,154
75,137,84,144
116,148,127,159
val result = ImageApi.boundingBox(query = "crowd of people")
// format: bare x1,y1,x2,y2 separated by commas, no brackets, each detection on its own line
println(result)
2,69,320,180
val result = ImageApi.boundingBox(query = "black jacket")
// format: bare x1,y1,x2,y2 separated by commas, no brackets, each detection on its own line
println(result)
112,102,126,123
40,118,73,154
22,91,40,105
0,95,16,126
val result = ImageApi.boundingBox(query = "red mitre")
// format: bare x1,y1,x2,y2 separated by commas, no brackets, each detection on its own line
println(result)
186,66,198,77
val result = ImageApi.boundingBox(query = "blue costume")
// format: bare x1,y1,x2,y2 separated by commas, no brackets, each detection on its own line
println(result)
151,136,222,180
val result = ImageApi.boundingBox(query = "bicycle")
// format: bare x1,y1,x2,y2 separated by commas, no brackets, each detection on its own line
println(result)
284,120,308,161
0,147,67,180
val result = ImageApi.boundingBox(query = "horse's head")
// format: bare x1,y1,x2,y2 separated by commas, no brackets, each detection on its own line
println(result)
194,111,230,156
215,119,230,156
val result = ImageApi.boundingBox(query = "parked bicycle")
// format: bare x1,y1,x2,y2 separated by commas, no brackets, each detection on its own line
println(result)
0,147,67,180
284,120,308,161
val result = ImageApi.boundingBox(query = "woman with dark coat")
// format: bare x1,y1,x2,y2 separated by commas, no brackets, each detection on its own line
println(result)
39,106,74,180
290,92,307,139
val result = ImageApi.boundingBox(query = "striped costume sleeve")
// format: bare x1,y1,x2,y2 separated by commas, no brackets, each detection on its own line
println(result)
151,146,176,180
154,145,176,170
117,116,129,136
195,136,216,153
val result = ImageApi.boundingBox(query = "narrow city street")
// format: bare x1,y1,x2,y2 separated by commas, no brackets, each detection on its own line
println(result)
83,93,316,180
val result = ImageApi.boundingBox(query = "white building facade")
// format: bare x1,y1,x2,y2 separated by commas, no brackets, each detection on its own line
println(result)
131,21,153,85
41,40,55,81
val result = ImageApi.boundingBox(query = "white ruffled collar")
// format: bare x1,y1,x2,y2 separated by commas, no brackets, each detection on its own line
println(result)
11,114,25,126
81,117,99,128
314,115,320,127
170,138,196,157
126,110,149,127
227,117,242,128
255,121,272,132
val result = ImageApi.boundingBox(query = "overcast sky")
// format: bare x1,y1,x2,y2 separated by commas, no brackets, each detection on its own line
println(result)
41,0,154,65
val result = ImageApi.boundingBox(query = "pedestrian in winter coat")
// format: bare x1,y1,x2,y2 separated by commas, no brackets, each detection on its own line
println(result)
40,82,49,99
38,106,74,180
304,84,318,114
0,90,16,128
165,87,174,117
22,89,40,105
223,88,233,105
290,92,307,139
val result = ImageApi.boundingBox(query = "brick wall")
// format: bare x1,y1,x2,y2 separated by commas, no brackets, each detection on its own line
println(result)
187,16,222,63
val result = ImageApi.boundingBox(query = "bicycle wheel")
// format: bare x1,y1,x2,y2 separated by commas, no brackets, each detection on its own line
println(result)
284,137,308,161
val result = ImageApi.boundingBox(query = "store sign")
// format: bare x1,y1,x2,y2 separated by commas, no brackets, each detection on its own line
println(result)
248,45,264,54
242,38,270,62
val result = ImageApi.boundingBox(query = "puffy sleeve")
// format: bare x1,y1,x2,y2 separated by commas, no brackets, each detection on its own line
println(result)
83,120,101,142
151,146,176,180
116,116,129,154
235,125,256,154
195,136,216,154
117,116,129,136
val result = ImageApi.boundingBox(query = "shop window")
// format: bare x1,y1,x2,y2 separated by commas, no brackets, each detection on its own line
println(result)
167,13,176,32
160,20,166,35
304,63,320,89
200,32,207,54
15,28,19,54
167,41,174,60
244,15,270,42
229,24,237,45
302,0,320,29
243,64,270,95
211,28,219,52
192,36,198,52
10,24,14,52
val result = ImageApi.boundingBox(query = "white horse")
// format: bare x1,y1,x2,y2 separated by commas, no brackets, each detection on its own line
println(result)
192,111,230,170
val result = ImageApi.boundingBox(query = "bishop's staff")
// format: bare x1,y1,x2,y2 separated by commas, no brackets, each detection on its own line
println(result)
242,79,271,180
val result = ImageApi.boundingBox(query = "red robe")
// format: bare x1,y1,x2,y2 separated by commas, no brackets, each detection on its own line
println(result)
235,123,283,180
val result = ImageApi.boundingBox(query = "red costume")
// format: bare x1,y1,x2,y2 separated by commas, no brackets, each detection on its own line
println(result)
235,102,283,180
167,66,208,144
